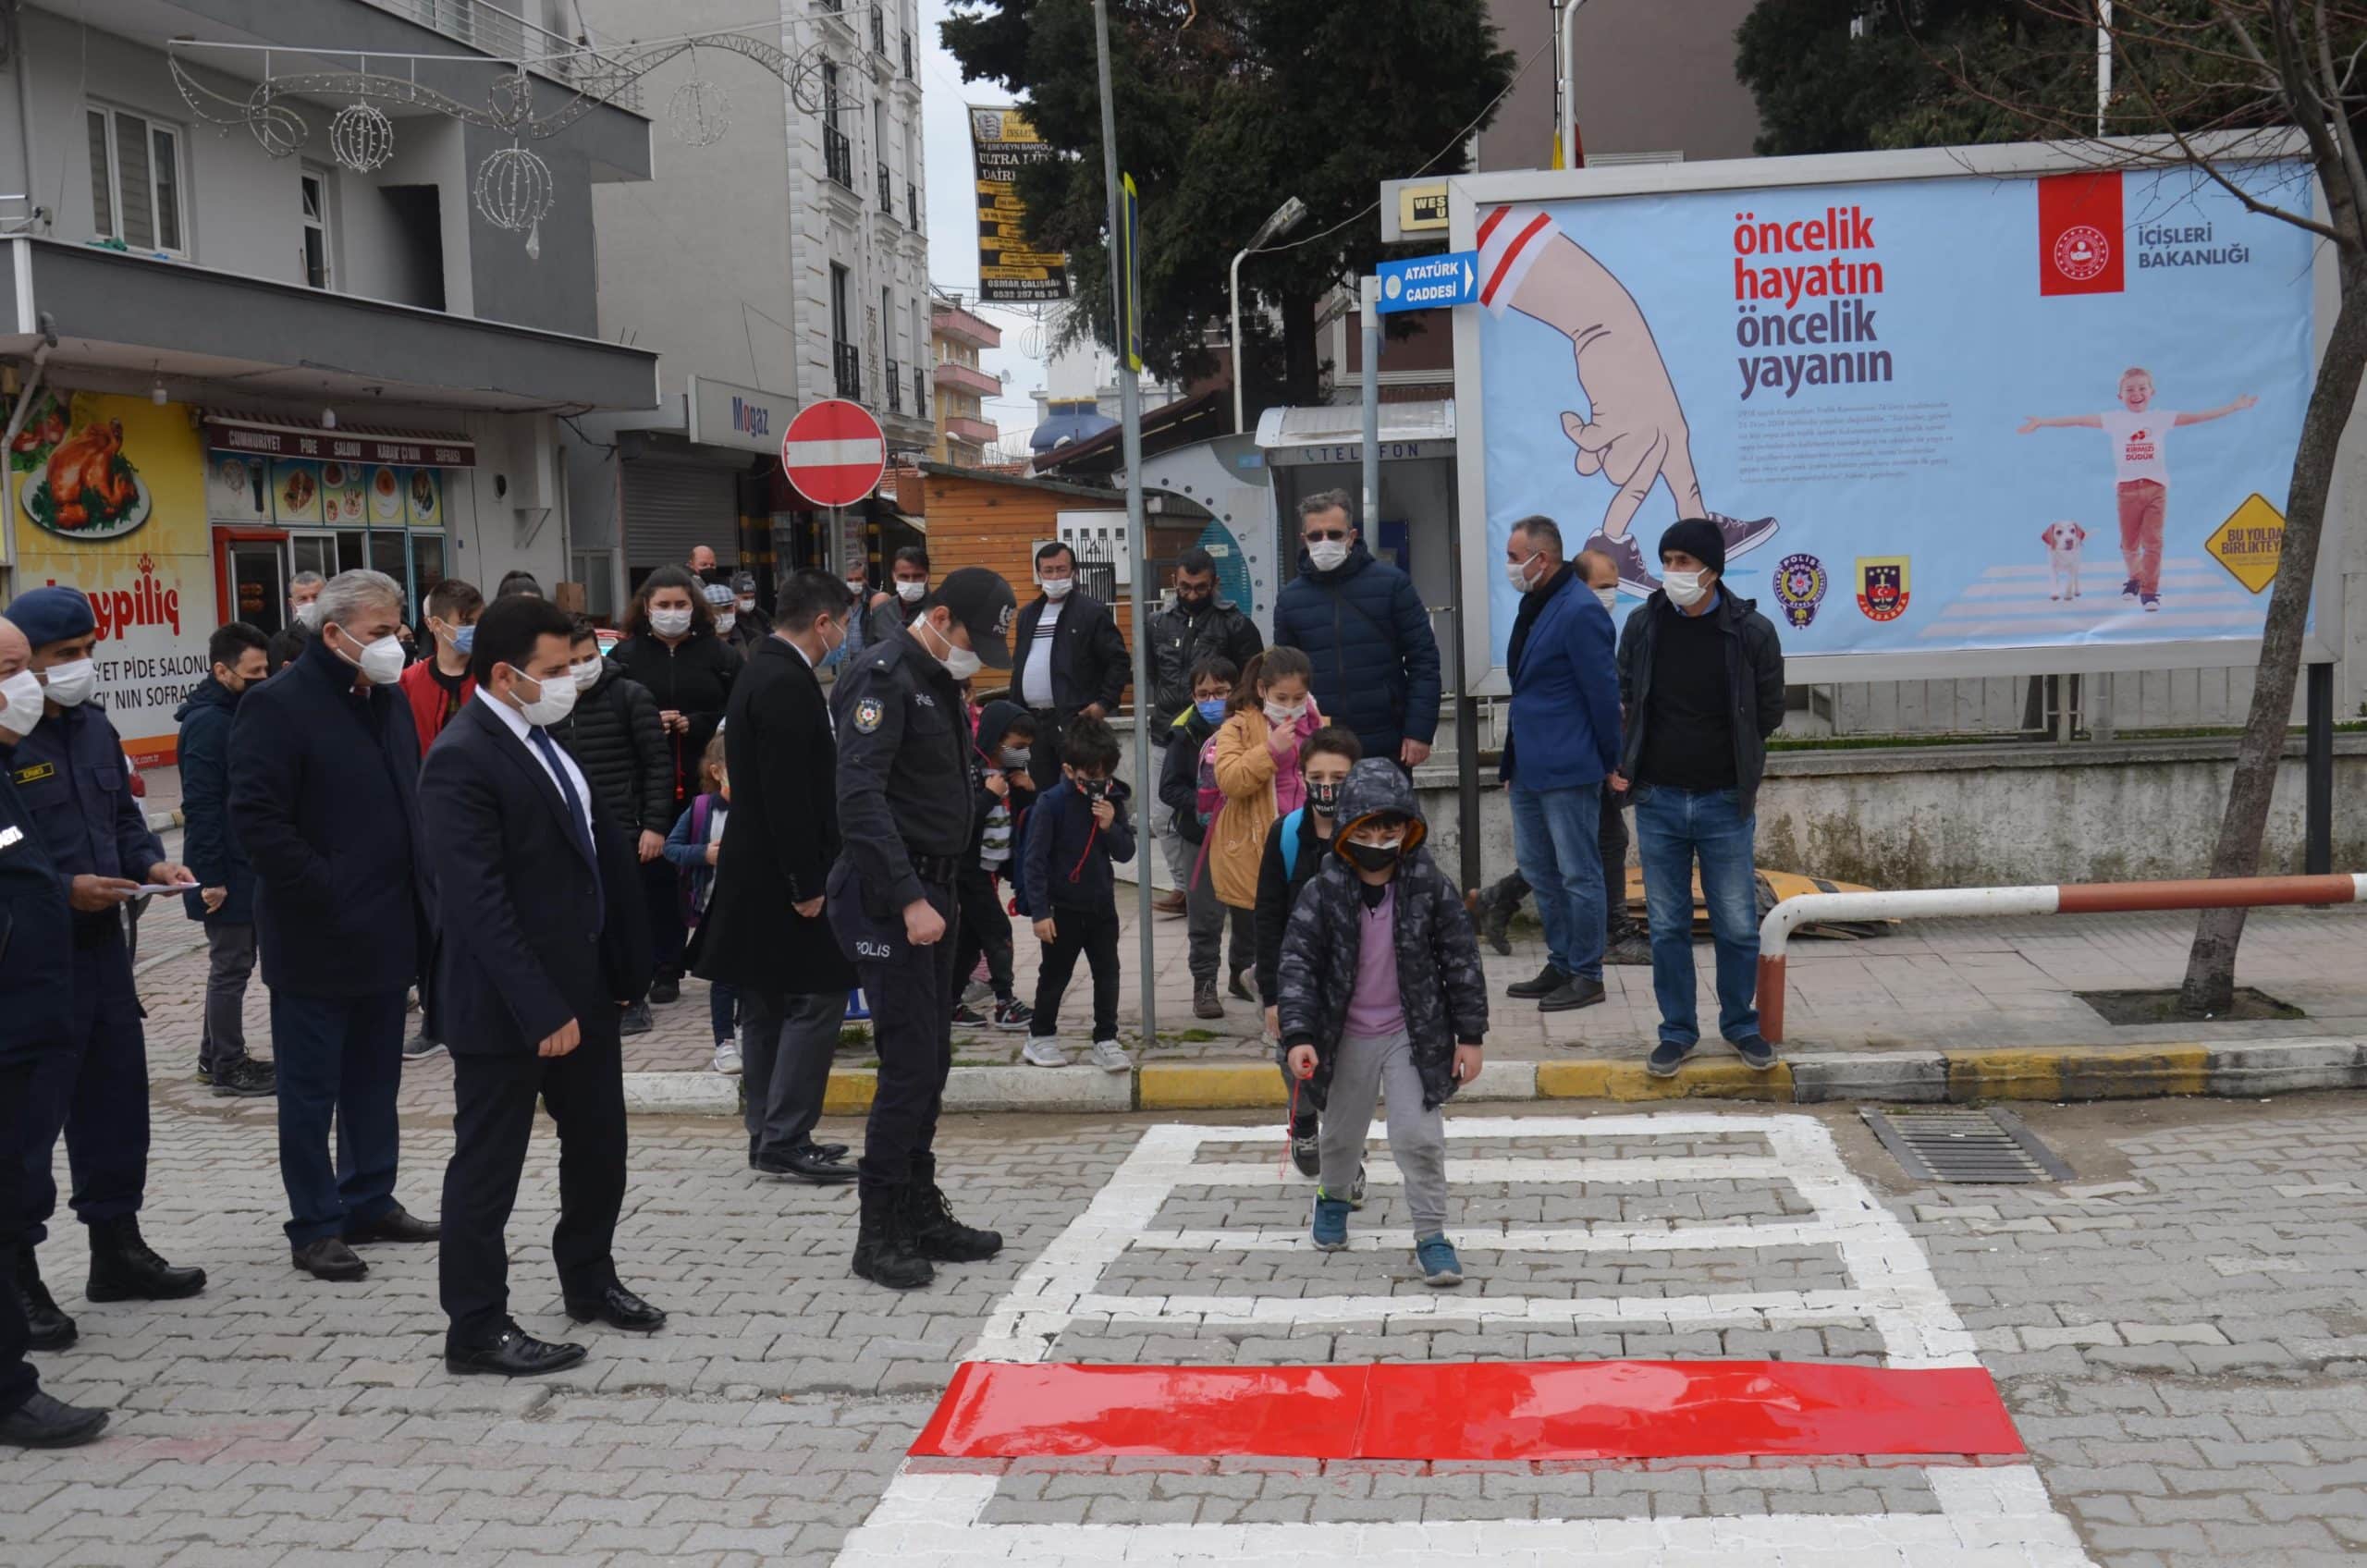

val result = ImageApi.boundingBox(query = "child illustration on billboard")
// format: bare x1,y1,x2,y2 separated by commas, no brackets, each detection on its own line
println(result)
1479,206,1777,595
2017,367,2257,613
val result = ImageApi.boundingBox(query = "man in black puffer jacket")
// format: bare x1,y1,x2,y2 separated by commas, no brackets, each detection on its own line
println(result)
550,616,673,1034
1270,491,1442,770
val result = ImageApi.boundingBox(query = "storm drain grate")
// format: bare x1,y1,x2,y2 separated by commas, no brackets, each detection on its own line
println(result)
1860,1108,2073,1184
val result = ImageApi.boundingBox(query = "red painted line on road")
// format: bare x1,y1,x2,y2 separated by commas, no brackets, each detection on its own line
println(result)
911,1361,2025,1463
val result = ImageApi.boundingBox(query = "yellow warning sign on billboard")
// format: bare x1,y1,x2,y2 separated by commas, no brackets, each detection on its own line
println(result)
2205,493,2285,593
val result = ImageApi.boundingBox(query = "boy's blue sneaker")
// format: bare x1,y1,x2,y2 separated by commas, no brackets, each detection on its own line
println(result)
1646,1038,1695,1079
1729,1034,1777,1072
1310,1192,1352,1251
1415,1234,1463,1287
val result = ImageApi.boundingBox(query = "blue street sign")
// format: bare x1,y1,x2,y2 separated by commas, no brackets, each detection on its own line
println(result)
1375,250,1479,312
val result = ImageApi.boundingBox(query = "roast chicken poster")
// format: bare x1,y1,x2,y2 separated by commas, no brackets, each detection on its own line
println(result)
12,388,209,759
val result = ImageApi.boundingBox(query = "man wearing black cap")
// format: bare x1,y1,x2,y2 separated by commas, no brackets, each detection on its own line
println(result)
828,564,1017,1291
1610,519,1786,1080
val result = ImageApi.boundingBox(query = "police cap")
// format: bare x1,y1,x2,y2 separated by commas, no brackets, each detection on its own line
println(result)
928,567,1017,669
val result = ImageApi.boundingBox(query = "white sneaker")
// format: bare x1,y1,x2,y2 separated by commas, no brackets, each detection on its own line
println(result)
712,1042,742,1076
1022,1037,1070,1068
1087,1038,1132,1073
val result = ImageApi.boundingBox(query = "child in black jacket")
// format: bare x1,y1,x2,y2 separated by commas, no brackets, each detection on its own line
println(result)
951,701,1036,1032
1020,716,1134,1072
1158,655,1246,1020
1252,726,1363,1166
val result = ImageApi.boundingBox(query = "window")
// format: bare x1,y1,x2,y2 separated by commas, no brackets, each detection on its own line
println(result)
87,105,184,254
300,165,334,289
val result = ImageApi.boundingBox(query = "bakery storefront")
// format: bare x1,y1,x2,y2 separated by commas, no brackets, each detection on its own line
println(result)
202,412,475,639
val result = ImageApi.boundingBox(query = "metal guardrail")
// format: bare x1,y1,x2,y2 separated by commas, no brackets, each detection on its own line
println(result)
1754,873,2367,1044
824,125,855,190
357,0,645,110
833,341,863,400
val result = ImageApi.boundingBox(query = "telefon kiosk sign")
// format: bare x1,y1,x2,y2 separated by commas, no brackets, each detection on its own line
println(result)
1445,133,2338,690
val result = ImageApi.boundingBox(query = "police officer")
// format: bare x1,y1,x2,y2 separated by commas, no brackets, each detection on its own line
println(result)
8,587,203,1348
0,613,107,1447
828,566,1016,1290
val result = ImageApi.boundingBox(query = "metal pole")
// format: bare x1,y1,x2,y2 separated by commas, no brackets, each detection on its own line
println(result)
1359,276,1380,530
2096,1,2113,138
1557,0,1583,168
1443,490,1480,893
1230,246,1248,435
1093,0,1157,1044
2306,659,2333,876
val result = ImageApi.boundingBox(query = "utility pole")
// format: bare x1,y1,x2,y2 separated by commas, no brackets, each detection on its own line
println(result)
1092,0,1157,1043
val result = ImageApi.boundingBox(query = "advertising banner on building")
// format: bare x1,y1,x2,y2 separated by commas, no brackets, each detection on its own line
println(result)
11,389,210,758
971,105,1070,304
1456,146,2323,682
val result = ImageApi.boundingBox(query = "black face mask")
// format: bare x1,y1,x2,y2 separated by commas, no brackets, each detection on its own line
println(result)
1176,590,1211,613
1306,779,1343,816
1076,778,1110,802
1343,839,1402,874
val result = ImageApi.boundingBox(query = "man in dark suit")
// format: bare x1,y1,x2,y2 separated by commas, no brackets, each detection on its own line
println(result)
1009,541,1131,791
419,594,657,1378
231,570,442,1284
694,570,860,1183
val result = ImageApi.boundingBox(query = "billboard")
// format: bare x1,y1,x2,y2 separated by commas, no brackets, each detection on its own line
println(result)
10,388,211,759
1450,140,2331,687
971,106,1070,304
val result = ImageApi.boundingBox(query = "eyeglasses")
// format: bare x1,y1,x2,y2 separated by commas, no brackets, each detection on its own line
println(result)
1304,529,1351,543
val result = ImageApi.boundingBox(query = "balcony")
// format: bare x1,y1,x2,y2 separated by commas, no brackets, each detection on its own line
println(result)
907,185,920,230
833,341,863,401
886,358,904,414
946,413,998,447
913,365,926,417
358,0,644,107
930,304,1001,350
871,4,887,53
902,33,915,79
824,125,855,190
935,359,999,398
877,162,894,212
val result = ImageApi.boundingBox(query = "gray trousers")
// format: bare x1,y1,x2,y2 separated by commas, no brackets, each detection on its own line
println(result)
1316,1029,1448,1235
200,922,257,1073
1184,847,1252,984
1160,815,1193,887
742,989,841,1162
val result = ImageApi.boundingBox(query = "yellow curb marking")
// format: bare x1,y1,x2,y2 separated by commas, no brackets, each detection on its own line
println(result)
1537,1060,1796,1103
1139,1063,1289,1109
1943,1044,2209,1101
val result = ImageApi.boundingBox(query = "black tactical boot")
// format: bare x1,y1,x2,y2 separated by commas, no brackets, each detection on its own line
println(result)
15,1248,75,1350
851,1184,934,1291
84,1216,206,1303
902,1181,1004,1263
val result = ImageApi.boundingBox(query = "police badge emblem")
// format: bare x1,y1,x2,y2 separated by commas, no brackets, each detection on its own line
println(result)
1772,553,1827,630
852,697,885,733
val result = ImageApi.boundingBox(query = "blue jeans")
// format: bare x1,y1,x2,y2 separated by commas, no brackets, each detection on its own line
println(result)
1509,780,1606,981
709,979,740,1047
1633,786,1760,1047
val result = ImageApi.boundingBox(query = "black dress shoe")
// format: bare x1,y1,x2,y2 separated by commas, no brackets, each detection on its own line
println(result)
84,1217,205,1302
446,1324,587,1378
813,1143,849,1161
0,1390,109,1449
1505,963,1570,999
648,977,681,1005
1539,976,1608,1012
345,1205,441,1244
754,1146,857,1183
291,1237,369,1282
16,1249,76,1350
564,1282,668,1332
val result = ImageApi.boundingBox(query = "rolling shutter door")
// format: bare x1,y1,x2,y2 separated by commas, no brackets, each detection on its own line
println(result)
621,458,739,573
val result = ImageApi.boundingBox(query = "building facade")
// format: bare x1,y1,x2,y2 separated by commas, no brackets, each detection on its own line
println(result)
930,297,1000,466
0,0,658,756
572,0,932,604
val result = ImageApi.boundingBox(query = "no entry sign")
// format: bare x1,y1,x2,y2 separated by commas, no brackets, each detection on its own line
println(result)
779,398,886,509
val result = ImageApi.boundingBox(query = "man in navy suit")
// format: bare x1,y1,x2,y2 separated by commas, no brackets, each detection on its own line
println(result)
419,594,656,1378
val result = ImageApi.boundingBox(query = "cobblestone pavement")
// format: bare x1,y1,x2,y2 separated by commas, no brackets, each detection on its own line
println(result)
12,1087,2367,1565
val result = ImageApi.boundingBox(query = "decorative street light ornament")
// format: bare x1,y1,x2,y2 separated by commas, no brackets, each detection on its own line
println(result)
474,141,555,255
668,48,730,147
329,99,395,172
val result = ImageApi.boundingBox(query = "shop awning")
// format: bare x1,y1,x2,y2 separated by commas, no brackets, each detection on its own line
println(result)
202,411,476,468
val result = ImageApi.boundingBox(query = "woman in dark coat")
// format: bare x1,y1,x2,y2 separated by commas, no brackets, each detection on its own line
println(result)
609,566,740,998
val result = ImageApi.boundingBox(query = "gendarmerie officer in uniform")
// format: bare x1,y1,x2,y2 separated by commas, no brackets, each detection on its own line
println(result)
0,613,107,1447
828,566,1016,1290
7,588,203,1350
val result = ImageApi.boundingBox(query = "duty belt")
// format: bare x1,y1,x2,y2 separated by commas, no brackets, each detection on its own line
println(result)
906,851,963,885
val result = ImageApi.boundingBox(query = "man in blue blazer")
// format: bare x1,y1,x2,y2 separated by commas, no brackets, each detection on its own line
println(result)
419,594,656,1378
1500,515,1625,1014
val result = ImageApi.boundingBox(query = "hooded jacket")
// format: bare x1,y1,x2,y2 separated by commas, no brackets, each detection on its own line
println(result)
1270,540,1441,760
1157,702,1220,847
1208,703,1321,910
969,699,1037,883
548,659,674,836
1276,760,1489,1111
1613,588,1786,816
175,674,253,925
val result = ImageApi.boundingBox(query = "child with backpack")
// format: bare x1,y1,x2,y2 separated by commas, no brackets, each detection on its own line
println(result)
1019,716,1134,1072
1158,655,1247,1020
663,734,739,1074
1255,726,1363,1172
951,700,1036,1032
1277,758,1489,1286
1207,649,1322,990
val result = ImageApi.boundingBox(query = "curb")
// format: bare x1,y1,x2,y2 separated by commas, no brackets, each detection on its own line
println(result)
619,1036,2367,1118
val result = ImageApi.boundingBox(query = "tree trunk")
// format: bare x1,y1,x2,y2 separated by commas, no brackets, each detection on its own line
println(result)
2177,272,2367,1014
1280,288,1321,407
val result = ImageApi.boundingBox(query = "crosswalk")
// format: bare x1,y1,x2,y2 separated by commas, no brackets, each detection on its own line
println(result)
1917,557,2268,642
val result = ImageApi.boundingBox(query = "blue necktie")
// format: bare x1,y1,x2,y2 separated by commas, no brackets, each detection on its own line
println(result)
528,726,604,934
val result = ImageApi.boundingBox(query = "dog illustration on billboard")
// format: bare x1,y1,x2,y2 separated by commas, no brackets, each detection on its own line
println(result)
1480,206,1777,596
2017,367,2256,614
2040,520,2087,600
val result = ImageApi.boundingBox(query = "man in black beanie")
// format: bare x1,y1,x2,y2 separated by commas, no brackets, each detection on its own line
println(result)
1609,518,1786,1078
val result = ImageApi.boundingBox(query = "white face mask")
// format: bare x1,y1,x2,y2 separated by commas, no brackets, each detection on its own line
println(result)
1662,570,1709,608
736,596,756,613
714,613,737,635
569,655,603,692
38,656,98,709
649,606,693,638
509,667,579,727
1594,585,1621,613
1505,551,1544,594
293,600,323,631
920,615,981,681
895,580,927,604
1040,576,1074,601
1306,539,1350,572
0,668,43,739
1262,697,1305,727
332,627,407,685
